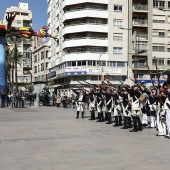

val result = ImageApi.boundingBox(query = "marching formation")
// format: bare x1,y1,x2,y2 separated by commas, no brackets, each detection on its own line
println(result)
70,78,170,139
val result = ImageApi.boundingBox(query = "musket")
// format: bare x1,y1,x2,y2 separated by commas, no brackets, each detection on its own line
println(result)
147,65,155,87
83,81,98,90
106,73,124,85
154,56,160,86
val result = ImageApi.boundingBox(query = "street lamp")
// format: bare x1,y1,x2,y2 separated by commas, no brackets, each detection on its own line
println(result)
98,55,102,85
119,27,139,81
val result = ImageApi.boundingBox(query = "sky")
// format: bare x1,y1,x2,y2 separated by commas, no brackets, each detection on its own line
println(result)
0,0,48,30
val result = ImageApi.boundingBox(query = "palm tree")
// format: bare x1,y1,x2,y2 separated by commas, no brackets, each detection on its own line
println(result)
6,37,25,92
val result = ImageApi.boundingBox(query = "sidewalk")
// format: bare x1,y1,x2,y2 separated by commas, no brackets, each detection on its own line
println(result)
0,106,170,170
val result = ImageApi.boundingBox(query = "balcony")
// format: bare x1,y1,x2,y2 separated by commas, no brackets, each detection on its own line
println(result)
132,19,148,26
133,4,148,12
63,0,108,8
62,9,108,22
132,63,148,70
136,33,148,41
63,24,108,34
62,38,108,49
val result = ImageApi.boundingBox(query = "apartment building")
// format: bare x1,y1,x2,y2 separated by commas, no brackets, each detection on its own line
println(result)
3,2,32,90
47,0,170,94
32,37,49,82
128,0,170,84
47,0,129,95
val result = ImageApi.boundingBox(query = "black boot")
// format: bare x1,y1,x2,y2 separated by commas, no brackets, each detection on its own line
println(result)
129,116,138,132
137,117,142,131
105,112,109,121
127,117,132,128
89,111,93,120
96,113,99,119
114,116,119,126
82,112,84,119
107,112,112,124
121,116,128,129
92,111,95,120
76,111,79,119
101,112,105,122
118,116,122,126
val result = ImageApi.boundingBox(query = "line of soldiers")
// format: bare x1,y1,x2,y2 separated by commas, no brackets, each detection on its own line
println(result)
70,78,170,139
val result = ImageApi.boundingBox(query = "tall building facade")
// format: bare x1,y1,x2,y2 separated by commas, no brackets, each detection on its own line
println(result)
47,0,170,95
32,37,49,82
3,2,32,90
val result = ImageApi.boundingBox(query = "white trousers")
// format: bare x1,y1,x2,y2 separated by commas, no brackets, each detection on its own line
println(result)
142,114,148,124
166,110,170,136
157,109,166,135
150,116,156,128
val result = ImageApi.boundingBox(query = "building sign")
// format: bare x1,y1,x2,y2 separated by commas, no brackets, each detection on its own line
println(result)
137,80,165,84
66,67,87,72
87,68,122,74
56,71,87,78
47,71,56,79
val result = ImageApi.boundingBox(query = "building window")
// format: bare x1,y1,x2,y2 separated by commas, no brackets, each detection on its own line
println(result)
107,61,116,67
137,74,143,79
113,33,123,40
167,60,170,65
114,5,123,12
153,0,165,9
117,62,125,67
153,45,165,52
113,47,123,54
17,20,21,24
113,19,123,27
159,32,165,37
153,59,164,65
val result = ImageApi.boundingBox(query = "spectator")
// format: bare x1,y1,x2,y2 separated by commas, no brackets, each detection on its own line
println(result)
56,94,61,107
1,91,6,108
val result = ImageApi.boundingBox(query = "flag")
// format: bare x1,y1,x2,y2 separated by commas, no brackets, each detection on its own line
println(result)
101,67,104,82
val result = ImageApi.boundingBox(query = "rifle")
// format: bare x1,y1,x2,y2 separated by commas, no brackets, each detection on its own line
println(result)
83,81,98,90
147,65,155,87
106,73,124,85
154,56,160,86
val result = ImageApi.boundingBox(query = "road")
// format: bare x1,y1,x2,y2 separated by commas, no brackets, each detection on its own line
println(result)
0,106,169,170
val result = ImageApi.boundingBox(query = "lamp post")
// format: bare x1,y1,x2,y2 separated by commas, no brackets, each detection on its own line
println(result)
119,27,139,81
98,55,102,85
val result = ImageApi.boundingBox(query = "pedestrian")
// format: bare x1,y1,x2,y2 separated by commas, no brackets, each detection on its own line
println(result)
56,94,61,107
1,91,6,108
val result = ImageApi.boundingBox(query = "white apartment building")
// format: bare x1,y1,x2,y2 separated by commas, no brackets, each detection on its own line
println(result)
47,0,170,95
3,2,32,90
32,37,49,82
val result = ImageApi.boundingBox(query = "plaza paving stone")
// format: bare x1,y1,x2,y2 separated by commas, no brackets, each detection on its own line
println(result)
0,106,170,170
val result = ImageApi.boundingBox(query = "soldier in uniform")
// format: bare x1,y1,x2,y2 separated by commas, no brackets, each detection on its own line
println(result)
71,89,87,119
162,87,170,138
88,89,96,120
125,85,142,132
145,87,159,128
117,88,132,129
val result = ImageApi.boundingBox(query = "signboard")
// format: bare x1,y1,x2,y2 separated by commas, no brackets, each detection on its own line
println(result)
47,71,56,79
87,68,121,74
137,80,165,84
56,71,87,78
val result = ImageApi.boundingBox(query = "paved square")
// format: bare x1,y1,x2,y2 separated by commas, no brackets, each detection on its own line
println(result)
0,106,170,170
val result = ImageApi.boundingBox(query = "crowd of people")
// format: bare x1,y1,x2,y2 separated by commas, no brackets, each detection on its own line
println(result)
0,91,34,108
69,78,170,139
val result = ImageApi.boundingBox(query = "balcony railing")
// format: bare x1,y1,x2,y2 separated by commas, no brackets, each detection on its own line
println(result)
133,63,147,68
65,7,107,13
64,22,107,27
64,51,107,55
133,4,148,11
133,19,148,25
64,37,108,41
136,33,148,40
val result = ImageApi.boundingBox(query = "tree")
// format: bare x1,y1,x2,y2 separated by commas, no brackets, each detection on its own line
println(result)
6,37,25,92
